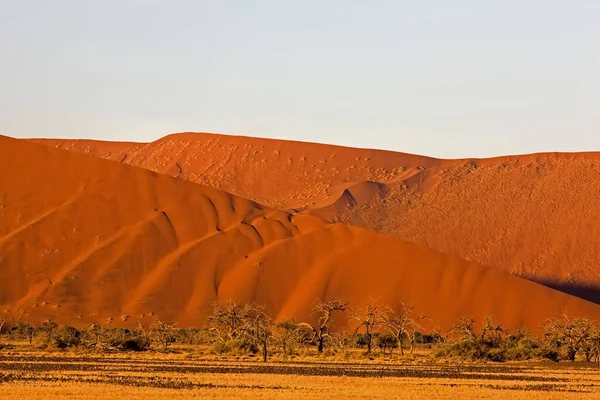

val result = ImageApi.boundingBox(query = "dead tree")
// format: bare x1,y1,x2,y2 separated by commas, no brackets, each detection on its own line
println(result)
479,316,505,344
448,316,478,342
298,297,349,354
0,316,9,337
18,322,35,344
241,303,274,362
82,324,104,347
582,321,600,363
179,328,202,345
379,303,426,356
207,300,252,341
149,316,177,349
544,313,593,361
350,300,383,354
275,317,300,357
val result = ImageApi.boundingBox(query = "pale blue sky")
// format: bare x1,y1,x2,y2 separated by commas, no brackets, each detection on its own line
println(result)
1,1,599,158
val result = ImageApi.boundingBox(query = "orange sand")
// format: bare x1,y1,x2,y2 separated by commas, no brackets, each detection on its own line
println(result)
32,133,600,303
2,135,600,332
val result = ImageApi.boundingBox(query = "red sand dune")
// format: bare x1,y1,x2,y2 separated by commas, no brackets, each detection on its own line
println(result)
3,135,599,331
30,133,440,210
32,133,600,303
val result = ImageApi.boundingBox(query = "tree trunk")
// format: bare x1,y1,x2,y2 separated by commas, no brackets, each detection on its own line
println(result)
397,336,404,356
263,341,268,362
318,335,324,354
367,334,372,354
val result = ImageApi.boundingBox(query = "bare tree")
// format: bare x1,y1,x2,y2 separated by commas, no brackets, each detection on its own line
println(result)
149,316,177,349
544,313,593,361
581,321,600,363
15,322,35,344
241,303,274,362
479,316,505,344
297,297,349,354
207,300,252,341
82,324,104,348
379,303,426,356
329,330,352,353
178,328,203,345
0,316,9,337
275,317,300,357
350,300,382,354
448,316,477,342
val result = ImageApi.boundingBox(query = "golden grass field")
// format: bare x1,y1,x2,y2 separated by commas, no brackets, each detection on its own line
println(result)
2,344,600,399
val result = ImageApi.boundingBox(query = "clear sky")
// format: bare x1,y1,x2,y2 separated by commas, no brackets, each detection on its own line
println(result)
1,1,599,158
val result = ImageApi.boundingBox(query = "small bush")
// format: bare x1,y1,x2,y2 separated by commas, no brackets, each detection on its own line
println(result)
116,336,150,351
213,340,235,354
50,326,81,349
377,334,398,355
534,347,560,362
102,328,150,351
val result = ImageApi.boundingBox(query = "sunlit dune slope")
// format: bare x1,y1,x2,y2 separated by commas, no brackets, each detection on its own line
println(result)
3,136,600,331
32,133,600,303
29,133,440,210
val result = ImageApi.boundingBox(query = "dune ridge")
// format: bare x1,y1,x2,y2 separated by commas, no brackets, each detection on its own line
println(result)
30,133,440,210
3,135,600,331
32,133,600,303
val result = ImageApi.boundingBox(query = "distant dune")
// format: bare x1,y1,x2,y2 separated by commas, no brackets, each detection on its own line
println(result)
30,133,440,210
2,135,599,331
32,133,600,303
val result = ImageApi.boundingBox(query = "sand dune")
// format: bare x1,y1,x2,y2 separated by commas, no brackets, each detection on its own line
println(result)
30,133,439,210
3,135,599,331
32,133,600,303
318,153,600,303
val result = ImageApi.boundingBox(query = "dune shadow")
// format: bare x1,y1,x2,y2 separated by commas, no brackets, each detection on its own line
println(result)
538,281,600,305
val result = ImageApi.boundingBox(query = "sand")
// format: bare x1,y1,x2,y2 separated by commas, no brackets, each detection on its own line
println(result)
31,133,600,303
2,135,600,332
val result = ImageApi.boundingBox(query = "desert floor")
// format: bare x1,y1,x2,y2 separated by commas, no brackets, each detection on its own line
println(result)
2,351,600,399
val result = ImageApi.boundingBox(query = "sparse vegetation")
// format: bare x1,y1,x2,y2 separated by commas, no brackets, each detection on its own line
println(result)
543,312,600,362
2,302,600,365
378,302,426,356
297,297,349,355
0,315,9,336
350,299,382,354
148,316,177,349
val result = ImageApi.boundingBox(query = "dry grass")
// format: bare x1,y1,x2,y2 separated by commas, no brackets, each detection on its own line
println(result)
2,347,600,399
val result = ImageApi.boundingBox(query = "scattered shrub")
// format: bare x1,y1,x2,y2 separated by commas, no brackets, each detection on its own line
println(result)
4,306,600,363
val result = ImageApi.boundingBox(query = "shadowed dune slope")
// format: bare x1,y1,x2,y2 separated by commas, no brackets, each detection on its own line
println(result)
314,153,600,304
32,133,600,303
3,137,600,332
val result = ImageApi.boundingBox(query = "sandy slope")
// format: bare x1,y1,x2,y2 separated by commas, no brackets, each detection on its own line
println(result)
30,133,440,210
32,133,600,303
2,135,599,331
